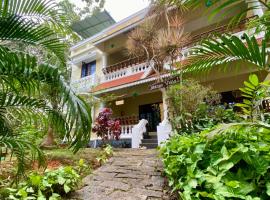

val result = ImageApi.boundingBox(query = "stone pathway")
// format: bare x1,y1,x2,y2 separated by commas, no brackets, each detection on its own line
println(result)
73,149,169,200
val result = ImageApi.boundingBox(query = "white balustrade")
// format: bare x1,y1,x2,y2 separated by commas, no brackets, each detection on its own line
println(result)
157,119,172,146
103,62,150,82
131,119,148,148
120,125,134,139
71,74,98,93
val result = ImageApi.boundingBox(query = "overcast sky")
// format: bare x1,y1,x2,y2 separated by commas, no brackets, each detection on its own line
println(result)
104,0,149,21
69,0,150,22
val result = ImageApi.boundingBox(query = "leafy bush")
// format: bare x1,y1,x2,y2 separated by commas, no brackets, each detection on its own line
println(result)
92,108,121,140
96,144,114,165
166,79,227,133
236,74,270,121
160,123,270,199
7,166,80,199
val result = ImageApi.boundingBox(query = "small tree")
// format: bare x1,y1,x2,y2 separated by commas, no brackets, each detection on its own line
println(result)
92,108,121,140
127,4,189,79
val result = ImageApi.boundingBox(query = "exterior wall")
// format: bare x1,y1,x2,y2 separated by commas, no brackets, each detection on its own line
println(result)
70,63,82,82
95,58,103,79
108,92,162,118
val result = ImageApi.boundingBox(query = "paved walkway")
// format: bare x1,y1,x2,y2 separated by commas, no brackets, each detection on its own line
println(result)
73,149,169,200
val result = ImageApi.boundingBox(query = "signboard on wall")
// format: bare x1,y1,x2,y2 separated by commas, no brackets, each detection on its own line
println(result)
150,75,181,90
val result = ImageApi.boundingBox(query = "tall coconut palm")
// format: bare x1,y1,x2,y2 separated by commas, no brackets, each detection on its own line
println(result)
0,0,92,176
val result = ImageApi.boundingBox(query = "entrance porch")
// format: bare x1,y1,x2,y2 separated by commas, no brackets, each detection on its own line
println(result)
106,91,164,143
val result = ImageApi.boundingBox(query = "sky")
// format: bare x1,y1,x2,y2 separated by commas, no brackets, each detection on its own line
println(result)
104,0,149,21
69,0,150,22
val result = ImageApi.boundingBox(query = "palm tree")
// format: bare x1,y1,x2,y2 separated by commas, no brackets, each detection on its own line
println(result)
0,0,92,176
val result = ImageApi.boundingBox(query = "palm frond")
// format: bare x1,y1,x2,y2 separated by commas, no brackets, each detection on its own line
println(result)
0,46,92,152
0,135,45,179
183,33,269,74
0,0,75,36
0,15,67,64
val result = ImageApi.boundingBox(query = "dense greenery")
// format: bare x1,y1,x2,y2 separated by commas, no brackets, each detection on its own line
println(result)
167,79,239,134
161,123,270,199
7,166,81,199
0,0,92,177
161,74,270,199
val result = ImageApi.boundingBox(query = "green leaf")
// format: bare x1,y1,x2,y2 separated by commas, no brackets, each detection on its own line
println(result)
64,184,71,193
249,74,259,86
57,176,66,185
244,81,255,90
188,179,197,188
266,182,270,196
226,181,240,188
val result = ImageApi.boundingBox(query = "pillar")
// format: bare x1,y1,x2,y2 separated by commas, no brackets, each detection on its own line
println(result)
102,53,108,69
160,88,169,124
157,88,172,146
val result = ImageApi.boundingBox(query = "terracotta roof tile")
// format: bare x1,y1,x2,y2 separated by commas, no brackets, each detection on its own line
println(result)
92,72,144,92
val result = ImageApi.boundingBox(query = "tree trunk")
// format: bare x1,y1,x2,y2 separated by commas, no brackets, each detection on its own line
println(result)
40,126,57,148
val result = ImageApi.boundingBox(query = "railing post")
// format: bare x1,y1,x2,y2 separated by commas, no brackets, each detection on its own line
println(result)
131,119,148,148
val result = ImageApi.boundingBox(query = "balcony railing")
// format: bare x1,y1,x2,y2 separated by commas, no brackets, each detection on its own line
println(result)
183,15,257,48
71,74,98,93
102,61,150,82
102,57,146,74
101,16,257,79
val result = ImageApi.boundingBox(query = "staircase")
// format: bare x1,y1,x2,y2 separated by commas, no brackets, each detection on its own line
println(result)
141,132,158,149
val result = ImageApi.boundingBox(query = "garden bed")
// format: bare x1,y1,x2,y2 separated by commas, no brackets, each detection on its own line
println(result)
0,147,106,198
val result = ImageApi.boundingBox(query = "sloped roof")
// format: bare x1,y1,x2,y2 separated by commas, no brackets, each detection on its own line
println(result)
72,10,115,39
93,72,144,92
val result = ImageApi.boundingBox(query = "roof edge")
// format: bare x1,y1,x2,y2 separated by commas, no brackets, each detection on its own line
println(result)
71,7,149,50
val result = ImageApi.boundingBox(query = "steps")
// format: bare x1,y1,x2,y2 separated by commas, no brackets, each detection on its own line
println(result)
141,132,158,149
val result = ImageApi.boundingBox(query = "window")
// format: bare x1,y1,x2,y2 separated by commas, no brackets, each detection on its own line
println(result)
81,61,96,77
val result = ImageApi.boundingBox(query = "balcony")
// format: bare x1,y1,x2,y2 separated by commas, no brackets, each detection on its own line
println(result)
71,74,99,93
100,16,256,82
102,58,150,82
183,15,257,48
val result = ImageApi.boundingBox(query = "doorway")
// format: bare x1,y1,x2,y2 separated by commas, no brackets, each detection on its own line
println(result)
139,102,161,132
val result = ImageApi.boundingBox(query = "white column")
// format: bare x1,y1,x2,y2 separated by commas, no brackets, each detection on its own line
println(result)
157,88,172,146
247,0,264,17
160,88,169,124
102,53,108,69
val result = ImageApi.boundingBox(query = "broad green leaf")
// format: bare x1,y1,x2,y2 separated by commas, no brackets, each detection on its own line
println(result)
249,74,259,86
64,184,71,193
266,182,270,196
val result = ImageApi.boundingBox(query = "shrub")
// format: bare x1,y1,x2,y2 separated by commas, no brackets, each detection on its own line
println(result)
7,166,80,199
160,123,270,199
92,108,121,140
166,79,224,133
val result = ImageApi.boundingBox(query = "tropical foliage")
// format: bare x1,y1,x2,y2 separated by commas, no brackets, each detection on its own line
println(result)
6,166,81,199
166,79,240,134
0,0,92,176
160,123,270,199
127,3,189,76
161,73,270,199
92,108,121,140
235,74,270,121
